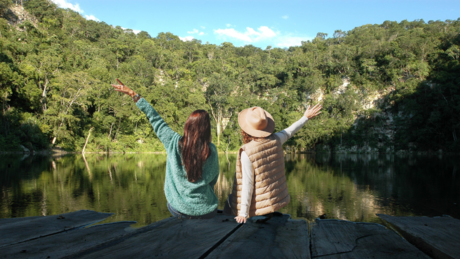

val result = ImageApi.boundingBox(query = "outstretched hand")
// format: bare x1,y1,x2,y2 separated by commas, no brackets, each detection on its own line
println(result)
111,78,137,98
304,103,322,119
235,216,247,224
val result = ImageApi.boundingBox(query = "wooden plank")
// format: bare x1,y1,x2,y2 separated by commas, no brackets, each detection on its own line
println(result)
1,221,136,259
311,219,430,259
378,214,460,259
0,210,113,247
0,216,43,225
205,214,310,259
76,214,240,259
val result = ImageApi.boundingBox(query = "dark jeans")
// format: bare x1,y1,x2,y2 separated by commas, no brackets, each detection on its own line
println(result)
167,202,217,219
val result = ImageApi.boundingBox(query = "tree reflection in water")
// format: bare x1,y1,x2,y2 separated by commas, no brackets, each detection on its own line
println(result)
0,153,458,227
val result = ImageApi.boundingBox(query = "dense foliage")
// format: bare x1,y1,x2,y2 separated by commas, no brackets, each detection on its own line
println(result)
1,0,459,152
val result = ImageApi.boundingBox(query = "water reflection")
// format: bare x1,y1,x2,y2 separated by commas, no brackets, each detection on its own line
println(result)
1,154,170,227
0,153,459,227
282,153,460,222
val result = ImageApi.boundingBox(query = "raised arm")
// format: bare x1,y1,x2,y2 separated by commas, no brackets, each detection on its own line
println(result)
274,103,322,144
111,79,177,147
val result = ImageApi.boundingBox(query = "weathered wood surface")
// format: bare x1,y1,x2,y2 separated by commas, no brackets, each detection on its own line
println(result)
0,210,113,247
310,219,430,259
205,213,310,259
2,221,136,259
378,214,460,259
5,210,458,259
76,214,240,259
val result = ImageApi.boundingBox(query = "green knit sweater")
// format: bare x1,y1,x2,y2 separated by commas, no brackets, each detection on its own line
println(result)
136,98,219,216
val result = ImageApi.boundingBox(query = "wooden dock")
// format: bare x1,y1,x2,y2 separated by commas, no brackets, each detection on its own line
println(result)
1,210,459,259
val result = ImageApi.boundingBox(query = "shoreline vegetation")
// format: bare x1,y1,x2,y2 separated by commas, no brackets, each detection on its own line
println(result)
0,1,459,155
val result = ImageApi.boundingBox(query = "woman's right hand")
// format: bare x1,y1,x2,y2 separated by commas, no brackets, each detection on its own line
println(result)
111,78,137,98
304,103,322,119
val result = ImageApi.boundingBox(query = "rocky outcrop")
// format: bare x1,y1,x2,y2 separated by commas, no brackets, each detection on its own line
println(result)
310,88,324,102
3,4,38,27
332,77,350,96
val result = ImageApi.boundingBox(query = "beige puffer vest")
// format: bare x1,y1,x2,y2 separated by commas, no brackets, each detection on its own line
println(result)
230,135,290,217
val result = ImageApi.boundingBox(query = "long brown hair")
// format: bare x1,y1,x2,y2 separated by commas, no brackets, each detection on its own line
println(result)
179,110,212,182
241,129,267,144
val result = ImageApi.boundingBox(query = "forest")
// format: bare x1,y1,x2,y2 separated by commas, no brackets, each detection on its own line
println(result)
0,0,459,153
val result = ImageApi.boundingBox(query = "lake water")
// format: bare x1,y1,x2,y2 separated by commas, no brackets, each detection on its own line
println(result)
1,153,459,227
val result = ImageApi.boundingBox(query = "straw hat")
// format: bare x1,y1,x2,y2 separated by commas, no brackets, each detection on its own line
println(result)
238,107,275,137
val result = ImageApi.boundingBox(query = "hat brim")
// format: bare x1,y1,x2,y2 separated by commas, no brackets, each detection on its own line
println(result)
238,108,275,137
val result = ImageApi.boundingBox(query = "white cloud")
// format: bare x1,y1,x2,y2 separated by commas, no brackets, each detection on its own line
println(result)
84,14,99,22
214,24,311,48
214,26,277,43
51,0,83,13
257,26,277,38
281,15,289,19
187,29,199,34
275,36,311,47
187,28,206,36
121,27,141,34
215,28,250,41
51,0,145,34
226,24,232,27
200,26,206,29
179,36,194,42
51,0,101,23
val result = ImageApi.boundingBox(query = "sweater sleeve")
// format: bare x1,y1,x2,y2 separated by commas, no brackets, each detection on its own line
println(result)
239,150,254,218
136,98,178,148
274,116,308,145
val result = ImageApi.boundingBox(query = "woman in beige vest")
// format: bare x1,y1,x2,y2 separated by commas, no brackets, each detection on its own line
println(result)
225,104,322,223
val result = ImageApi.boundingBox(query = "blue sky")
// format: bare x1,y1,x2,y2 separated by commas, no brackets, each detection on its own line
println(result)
52,0,460,49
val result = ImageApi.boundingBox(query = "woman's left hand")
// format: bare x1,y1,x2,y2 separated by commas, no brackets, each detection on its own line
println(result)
111,78,137,98
235,216,247,224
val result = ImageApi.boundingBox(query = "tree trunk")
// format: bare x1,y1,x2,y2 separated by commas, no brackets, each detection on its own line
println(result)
216,116,221,146
51,121,64,145
108,123,114,139
208,101,223,146
82,154,92,179
108,166,113,181
82,127,94,154
51,86,84,145
2,92,7,116
226,135,230,154
41,77,49,112
114,117,121,140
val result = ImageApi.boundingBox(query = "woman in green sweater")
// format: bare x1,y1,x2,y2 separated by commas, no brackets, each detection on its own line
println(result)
112,79,220,219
